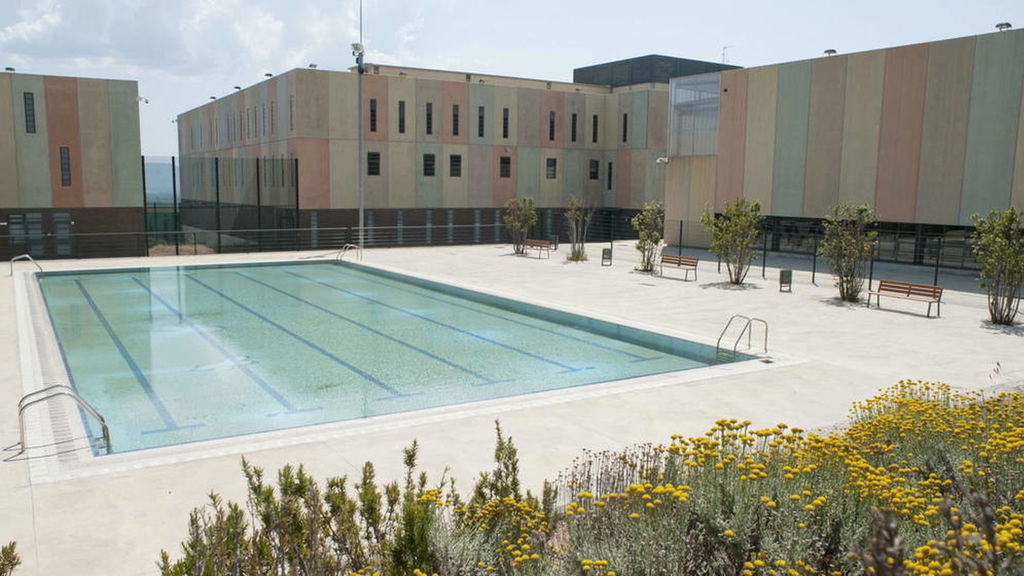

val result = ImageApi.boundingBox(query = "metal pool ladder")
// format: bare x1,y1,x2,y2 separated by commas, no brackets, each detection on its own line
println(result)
9,254,42,276
335,243,363,262
716,314,769,360
11,385,111,456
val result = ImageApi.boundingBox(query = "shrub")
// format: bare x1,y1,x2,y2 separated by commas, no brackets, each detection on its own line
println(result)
631,201,664,272
972,207,1024,325
819,204,878,302
564,195,593,262
700,198,763,284
503,197,538,255
0,543,19,576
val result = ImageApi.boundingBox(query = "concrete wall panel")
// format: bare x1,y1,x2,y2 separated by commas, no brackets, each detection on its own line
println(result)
564,93,586,148
1013,86,1024,212
292,138,330,209
517,89,541,148
386,141,415,208
771,61,811,217
416,79,442,144
77,79,114,207
12,75,52,207
516,146,540,202
467,144,492,206
646,90,668,150
469,84,495,146
630,91,648,149
838,50,885,207
297,70,329,139
0,74,20,207
415,142,442,207
363,142,388,208
363,74,389,142
686,156,717,243
388,76,416,142
916,37,974,224
493,85,518,145
715,69,748,212
540,90,565,149
441,82,468,145
328,139,357,208
742,67,777,212
328,72,357,140
442,144,469,208
107,80,142,207
804,57,846,217
539,148,563,207
585,94,604,150
616,148,631,207
875,44,928,222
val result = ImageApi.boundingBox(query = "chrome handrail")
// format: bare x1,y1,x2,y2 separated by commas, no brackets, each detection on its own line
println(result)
335,243,363,262
13,384,111,456
9,254,42,276
716,314,769,356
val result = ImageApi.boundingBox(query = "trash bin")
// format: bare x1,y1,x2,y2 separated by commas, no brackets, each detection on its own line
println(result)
779,269,792,292
601,248,613,266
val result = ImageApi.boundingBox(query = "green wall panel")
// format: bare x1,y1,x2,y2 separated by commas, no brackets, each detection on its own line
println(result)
838,51,885,208
516,146,540,201
108,80,143,207
631,91,648,149
771,61,811,217
0,74,18,207
742,67,778,212
12,75,52,208
960,30,1024,223
415,142,443,207
804,57,846,218
468,84,495,147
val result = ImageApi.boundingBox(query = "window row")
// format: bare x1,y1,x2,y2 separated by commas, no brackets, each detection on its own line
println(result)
365,152,612,188
369,98,629,144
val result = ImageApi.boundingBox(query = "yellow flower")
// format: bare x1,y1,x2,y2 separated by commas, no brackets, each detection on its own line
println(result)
723,529,735,537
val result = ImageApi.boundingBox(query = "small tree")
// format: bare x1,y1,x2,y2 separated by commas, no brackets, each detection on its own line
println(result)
631,201,665,272
503,197,537,255
972,207,1024,325
564,195,593,262
700,198,763,285
819,205,878,302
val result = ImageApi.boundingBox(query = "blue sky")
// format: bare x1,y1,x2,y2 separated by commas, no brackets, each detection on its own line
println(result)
2,0,1020,156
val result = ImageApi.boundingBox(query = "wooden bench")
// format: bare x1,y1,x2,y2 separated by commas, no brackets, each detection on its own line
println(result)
524,239,552,258
659,253,699,281
867,280,944,317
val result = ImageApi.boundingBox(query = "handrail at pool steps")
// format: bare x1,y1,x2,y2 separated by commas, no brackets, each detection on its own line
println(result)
335,243,363,262
9,253,42,276
715,314,768,360
9,384,111,457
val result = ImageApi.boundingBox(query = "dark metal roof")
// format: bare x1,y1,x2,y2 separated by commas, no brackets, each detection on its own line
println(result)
573,55,740,87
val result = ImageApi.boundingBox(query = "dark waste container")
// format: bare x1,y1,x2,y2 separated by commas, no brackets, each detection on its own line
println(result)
779,269,793,292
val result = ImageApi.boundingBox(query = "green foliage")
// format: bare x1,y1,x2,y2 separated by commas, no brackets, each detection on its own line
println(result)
631,201,665,272
818,204,878,302
700,198,763,284
470,421,522,506
564,195,593,262
0,542,20,576
972,207,1024,325
503,197,538,255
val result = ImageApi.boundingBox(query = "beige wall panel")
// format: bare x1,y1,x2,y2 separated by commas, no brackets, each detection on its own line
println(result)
442,143,469,208
838,50,886,207
629,150,647,208
363,143,388,208
0,74,18,207
538,148,563,207
716,69,748,211
328,73,357,140
1012,86,1024,212
685,156,717,244
804,57,847,218
329,139,357,209
493,86,518,145
387,76,416,142
363,75,389,142
646,91,668,150
292,138,330,209
585,94,605,150
663,155,692,226
388,141,416,208
77,78,114,207
742,67,778,212
296,70,329,139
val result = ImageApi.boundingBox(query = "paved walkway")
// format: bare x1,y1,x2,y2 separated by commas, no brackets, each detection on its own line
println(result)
1,242,1021,575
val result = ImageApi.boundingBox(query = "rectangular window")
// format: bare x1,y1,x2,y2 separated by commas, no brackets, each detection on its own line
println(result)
270,102,276,135
423,153,436,176
425,102,433,135
607,162,613,190
262,103,267,137
592,114,598,143
548,111,556,141
289,95,295,131
449,154,462,177
622,113,628,143
499,156,511,178
23,93,36,134
59,147,71,187
477,106,485,138
502,108,509,139
398,100,406,134
589,159,599,180
546,158,557,179
452,104,460,136
369,98,378,132
367,151,381,175
571,113,578,142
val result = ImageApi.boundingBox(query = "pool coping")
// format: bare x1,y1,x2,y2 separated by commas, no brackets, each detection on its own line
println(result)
14,256,800,483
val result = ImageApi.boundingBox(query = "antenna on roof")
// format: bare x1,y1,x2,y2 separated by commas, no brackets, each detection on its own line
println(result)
824,49,837,56
721,45,734,64
996,22,1012,31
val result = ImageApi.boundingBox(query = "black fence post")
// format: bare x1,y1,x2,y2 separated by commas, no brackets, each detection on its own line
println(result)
811,236,818,286
867,243,876,292
761,228,768,279
141,155,149,256
171,156,179,255
933,236,942,286
214,157,222,253
294,158,301,250
678,220,683,257
256,157,262,252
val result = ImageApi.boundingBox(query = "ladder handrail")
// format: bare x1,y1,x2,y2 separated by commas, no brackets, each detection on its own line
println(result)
716,314,769,356
14,385,111,456
335,243,363,262
9,254,43,276
716,314,750,351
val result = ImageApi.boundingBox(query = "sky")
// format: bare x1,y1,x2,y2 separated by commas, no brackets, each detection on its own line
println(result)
1,0,1021,156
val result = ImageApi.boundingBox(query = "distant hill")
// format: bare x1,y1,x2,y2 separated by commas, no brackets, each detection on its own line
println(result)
144,160,176,205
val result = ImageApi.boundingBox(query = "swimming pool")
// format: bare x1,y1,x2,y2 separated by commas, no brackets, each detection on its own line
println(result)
36,261,748,454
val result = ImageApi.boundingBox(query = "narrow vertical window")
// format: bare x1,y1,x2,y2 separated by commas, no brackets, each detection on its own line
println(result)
262,103,267,137
246,107,251,139
591,114,598,143
499,156,511,178
270,102,276,135
369,98,378,132
398,100,406,134
548,111,556,141
607,162,613,190
59,147,71,187
571,113,578,142
423,153,436,176
239,110,243,140
367,151,381,175
289,95,295,131
502,108,509,139
449,154,462,177
622,113,628,143
546,158,557,179
452,104,460,136
23,93,36,134
589,159,599,180
477,106,485,138
425,102,433,135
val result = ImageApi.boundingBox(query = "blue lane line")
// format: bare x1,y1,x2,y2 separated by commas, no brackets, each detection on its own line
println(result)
316,265,659,361
130,277,316,414
185,274,407,397
73,279,180,431
285,270,583,373
234,272,496,384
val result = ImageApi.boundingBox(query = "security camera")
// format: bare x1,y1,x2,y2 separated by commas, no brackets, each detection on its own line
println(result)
655,157,669,165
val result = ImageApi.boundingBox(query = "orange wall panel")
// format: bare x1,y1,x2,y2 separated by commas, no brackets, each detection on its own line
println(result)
364,75,389,141
875,44,928,222
44,76,84,207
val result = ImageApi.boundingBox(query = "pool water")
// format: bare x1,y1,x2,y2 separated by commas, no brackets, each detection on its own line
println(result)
37,261,744,454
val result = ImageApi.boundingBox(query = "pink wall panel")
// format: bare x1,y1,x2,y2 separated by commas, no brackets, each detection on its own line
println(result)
291,138,330,209
716,69,748,211
875,44,928,222
44,76,84,207
441,81,469,144
616,149,631,207
492,146,517,206
540,91,565,149
364,75,389,141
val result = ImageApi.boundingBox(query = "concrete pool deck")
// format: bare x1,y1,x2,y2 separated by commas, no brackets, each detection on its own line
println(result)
2,242,1022,575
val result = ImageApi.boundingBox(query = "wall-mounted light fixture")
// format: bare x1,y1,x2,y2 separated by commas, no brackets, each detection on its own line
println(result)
996,22,1012,31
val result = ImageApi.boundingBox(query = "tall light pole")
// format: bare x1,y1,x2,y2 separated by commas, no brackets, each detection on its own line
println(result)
352,42,366,250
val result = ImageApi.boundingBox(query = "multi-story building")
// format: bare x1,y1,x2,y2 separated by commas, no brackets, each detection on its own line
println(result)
0,71,144,259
